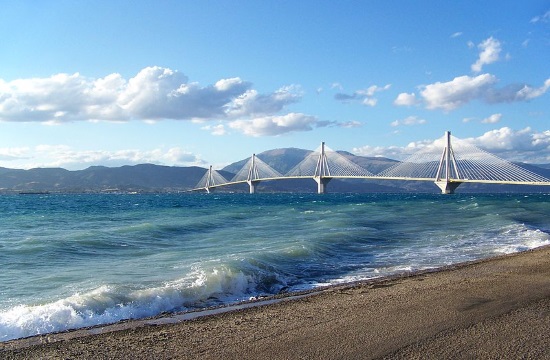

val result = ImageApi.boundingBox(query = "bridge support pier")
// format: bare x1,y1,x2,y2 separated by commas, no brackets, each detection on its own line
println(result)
314,177,331,194
247,180,259,194
434,181,461,194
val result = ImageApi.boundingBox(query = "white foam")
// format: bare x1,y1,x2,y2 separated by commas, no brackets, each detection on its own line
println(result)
0,265,266,341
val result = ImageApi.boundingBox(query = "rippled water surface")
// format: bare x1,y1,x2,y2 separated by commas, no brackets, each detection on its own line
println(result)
1,193,549,341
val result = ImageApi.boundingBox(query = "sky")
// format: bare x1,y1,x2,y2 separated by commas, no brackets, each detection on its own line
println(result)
0,1,549,170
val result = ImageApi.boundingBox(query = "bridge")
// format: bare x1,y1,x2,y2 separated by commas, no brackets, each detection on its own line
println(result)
189,131,550,194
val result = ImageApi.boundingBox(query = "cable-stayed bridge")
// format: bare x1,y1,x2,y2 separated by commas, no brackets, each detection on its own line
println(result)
190,131,550,194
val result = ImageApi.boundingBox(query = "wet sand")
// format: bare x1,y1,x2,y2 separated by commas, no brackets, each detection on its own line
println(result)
2,245,550,359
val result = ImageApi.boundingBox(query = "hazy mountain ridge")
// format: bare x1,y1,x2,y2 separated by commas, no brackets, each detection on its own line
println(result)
1,148,549,193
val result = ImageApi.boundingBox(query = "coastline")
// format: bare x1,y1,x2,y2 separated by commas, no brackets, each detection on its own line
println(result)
2,245,550,359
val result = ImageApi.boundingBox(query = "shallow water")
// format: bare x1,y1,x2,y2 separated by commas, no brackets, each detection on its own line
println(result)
1,193,549,341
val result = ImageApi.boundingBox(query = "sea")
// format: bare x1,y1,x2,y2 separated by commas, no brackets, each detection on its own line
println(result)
1,192,549,342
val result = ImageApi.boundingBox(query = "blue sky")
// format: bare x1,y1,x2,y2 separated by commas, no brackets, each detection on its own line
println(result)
1,1,549,170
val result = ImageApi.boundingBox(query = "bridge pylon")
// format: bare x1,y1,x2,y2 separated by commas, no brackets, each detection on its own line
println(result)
247,154,260,194
198,165,229,193
313,142,331,194
434,131,462,194
204,165,215,193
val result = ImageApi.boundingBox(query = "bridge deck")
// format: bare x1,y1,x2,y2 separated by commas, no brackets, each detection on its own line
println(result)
187,175,550,192
191,133,550,193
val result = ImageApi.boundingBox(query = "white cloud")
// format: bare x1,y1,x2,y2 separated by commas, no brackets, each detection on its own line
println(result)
515,79,550,100
481,113,502,124
451,32,463,38
465,127,550,162
352,144,406,160
353,127,550,164
416,75,550,111
531,10,550,23
0,145,206,170
390,116,426,127
471,37,502,73
334,84,391,107
393,92,418,106
0,147,31,161
117,67,250,120
0,66,306,124
483,78,550,104
228,113,319,137
211,124,227,136
353,138,441,160
420,74,497,111
467,127,535,151
201,124,226,136
339,121,363,128
225,85,302,118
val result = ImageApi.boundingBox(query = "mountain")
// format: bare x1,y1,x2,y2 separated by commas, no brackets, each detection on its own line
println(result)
0,164,210,193
222,148,313,175
1,149,549,194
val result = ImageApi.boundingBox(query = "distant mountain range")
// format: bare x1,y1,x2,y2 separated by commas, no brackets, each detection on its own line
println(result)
1,148,549,194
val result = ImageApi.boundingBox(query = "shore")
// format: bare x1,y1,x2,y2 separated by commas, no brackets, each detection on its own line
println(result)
2,245,550,359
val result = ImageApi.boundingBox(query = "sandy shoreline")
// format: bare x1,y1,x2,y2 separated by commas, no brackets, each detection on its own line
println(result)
2,245,550,359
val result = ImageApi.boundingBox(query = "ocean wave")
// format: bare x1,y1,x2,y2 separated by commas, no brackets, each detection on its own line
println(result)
3,193,550,342
0,261,290,342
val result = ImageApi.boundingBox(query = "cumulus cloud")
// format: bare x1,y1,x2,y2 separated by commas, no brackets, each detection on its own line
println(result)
225,85,302,118
471,37,502,73
420,74,497,111
418,75,550,111
450,32,463,38
463,127,550,162
515,79,550,100
228,113,321,137
352,138,442,161
353,127,550,163
0,145,206,170
390,116,426,127
0,66,307,124
481,113,502,124
0,66,346,137
335,84,391,106
201,124,226,136
393,92,418,106
0,147,31,161
484,78,550,103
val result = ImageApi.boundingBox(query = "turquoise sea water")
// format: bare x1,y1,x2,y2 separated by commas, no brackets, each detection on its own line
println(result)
1,193,549,341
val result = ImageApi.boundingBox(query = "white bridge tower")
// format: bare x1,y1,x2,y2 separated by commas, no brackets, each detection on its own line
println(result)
313,142,331,194
247,154,260,194
434,131,462,194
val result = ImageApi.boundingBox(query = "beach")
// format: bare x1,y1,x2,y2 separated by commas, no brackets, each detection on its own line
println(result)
1,245,549,359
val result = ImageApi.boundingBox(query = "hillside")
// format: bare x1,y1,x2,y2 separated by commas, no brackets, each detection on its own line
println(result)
0,164,209,193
